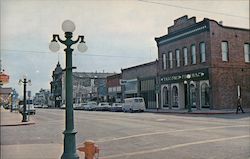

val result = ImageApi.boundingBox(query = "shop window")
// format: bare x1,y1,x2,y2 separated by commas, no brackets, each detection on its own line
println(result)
172,86,178,108
201,83,210,108
221,41,229,61
162,86,169,108
190,84,196,108
244,43,250,63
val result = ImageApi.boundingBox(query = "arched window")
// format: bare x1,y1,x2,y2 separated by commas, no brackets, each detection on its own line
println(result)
162,86,169,108
201,83,210,108
172,86,178,108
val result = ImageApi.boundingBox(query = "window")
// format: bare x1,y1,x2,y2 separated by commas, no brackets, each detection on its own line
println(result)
221,41,228,61
172,86,178,108
176,50,180,67
183,47,188,65
201,83,210,108
244,43,250,62
191,45,196,64
162,53,167,70
169,52,173,68
162,86,169,108
200,42,206,62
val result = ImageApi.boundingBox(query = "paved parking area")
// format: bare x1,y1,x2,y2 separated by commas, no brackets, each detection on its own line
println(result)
1,109,249,159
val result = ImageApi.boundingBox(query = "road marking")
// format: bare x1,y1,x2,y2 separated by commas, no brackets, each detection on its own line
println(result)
96,124,250,143
100,135,250,159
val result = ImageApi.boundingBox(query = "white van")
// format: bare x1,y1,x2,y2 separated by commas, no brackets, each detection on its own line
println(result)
122,97,146,112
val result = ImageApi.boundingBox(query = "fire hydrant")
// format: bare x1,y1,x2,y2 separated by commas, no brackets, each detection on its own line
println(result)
77,140,99,159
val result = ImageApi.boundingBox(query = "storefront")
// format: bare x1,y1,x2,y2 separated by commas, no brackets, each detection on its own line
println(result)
160,68,210,110
140,77,156,109
123,79,138,98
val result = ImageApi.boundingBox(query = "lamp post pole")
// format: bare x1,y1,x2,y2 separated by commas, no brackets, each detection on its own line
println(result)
19,77,31,122
185,74,192,113
187,80,192,112
49,20,87,159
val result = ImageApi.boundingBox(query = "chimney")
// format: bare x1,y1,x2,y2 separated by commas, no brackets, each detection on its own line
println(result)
219,21,223,25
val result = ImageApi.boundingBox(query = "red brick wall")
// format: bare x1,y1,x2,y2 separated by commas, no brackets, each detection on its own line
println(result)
157,17,250,109
209,20,250,109
107,74,121,87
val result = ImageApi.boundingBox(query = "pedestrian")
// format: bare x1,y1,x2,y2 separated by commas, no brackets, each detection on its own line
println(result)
236,96,245,114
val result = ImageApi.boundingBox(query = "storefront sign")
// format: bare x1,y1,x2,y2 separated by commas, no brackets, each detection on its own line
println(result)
160,69,208,83
0,73,9,85
123,79,138,94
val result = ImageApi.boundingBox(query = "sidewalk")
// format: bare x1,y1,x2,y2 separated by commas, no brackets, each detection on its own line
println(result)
0,107,35,126
145,108,250,114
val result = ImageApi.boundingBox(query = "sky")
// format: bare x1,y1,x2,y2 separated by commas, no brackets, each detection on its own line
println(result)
1,0,249,97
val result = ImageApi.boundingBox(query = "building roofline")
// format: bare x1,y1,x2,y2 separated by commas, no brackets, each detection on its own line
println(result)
121,60,158,71
209,19,250,31
155,17,250,43
107,73,121,79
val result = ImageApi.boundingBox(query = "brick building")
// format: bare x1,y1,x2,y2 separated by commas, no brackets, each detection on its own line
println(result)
155,15,250,110
106,73,122,102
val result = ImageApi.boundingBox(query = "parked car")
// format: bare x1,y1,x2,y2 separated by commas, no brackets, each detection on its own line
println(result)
34,104,43,108
110,103,123,112
42,104,49,109
60,104,66,109
74,103,87,110
122,97,146,112
19,104,36,115
84,101,98,111
95,102,111,111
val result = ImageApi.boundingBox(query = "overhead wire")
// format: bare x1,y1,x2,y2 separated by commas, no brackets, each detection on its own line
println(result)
1,49,153,60
137,0,249,20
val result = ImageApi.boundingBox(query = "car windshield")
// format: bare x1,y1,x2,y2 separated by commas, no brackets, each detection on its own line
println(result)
134,99,143,102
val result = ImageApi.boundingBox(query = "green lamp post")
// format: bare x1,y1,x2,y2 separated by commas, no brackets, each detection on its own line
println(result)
49,20,88,159
19,75,31,122
184,74,192,113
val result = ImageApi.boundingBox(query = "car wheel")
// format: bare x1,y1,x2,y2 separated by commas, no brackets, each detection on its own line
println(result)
129,108,133,113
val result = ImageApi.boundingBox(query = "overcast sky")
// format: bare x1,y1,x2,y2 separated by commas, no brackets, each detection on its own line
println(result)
1,0,249,97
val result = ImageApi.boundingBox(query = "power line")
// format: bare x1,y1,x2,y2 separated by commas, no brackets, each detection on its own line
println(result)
138,0,249,19
1,49,153,59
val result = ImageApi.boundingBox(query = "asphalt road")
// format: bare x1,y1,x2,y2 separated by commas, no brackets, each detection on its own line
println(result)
1,109,250,159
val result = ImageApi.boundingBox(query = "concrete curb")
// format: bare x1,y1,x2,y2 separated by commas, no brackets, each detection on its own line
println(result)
0,122,35,127
144,109,245,115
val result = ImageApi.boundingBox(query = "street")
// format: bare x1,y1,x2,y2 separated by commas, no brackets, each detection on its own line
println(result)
1,109,250,159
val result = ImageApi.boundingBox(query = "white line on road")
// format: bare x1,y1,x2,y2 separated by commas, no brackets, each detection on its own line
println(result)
96,124,250,143
100,135,250,159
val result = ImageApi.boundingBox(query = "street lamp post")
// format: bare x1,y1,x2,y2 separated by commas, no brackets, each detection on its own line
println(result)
49,20,87,159
19,76,31,122
184,74,192,113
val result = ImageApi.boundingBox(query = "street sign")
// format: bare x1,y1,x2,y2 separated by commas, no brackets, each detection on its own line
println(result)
119,79,127,85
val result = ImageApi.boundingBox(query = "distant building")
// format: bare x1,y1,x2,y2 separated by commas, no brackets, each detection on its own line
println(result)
0,87,13,106
155,15,250,110
50,62,63,107
121,60,158,108
33,89,51,106
106,73,122,102
62,72,115,103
